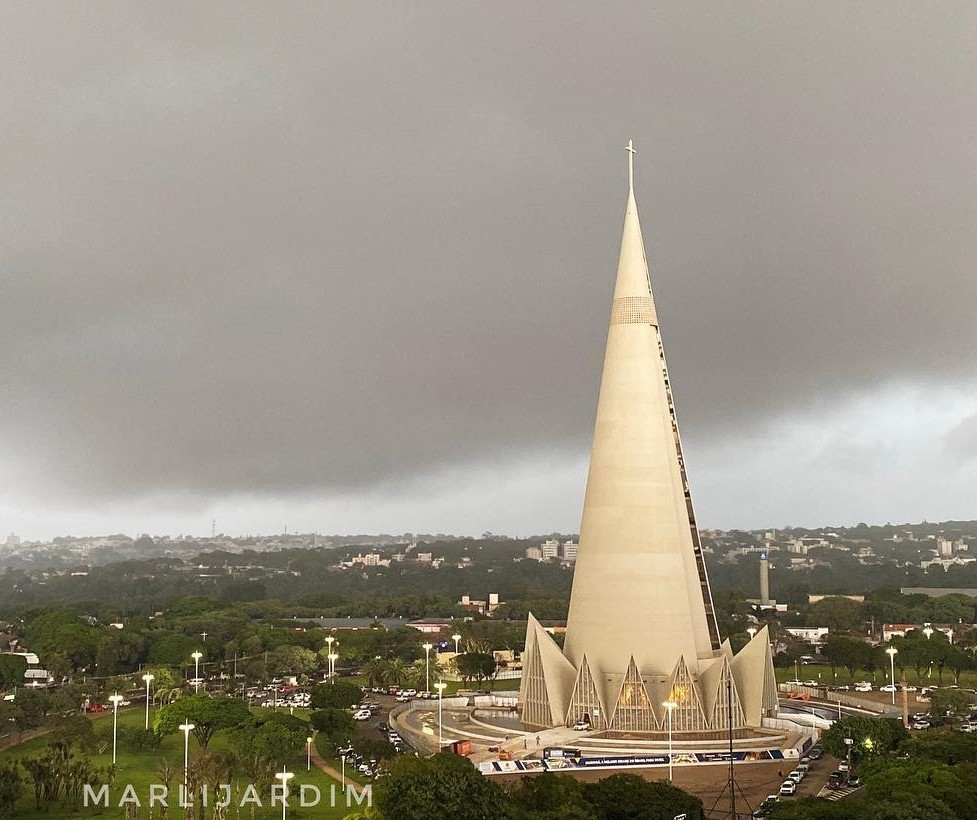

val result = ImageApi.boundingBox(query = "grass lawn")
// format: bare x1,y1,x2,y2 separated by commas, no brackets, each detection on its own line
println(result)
774,663,977,689
0,709,365,819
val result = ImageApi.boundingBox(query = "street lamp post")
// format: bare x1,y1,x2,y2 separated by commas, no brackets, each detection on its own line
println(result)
435,680,447,748
179,722,195,804
142,673,154,730
109,693,124,764
923,626,934,640
328,653,338,683
844,737,853,773
885,647,898,705
422,643,433,693
306,736,313,771
340,753,346,790
325,636,335,680
747,627,757,640
191,651,203,693
662,700,677,780
274,767,294,820
452,633,461,655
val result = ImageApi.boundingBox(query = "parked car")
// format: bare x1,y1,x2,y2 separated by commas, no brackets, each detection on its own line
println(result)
827,771,845,789
787,769,804,783
353,709,371,721
779,780,796,796
572,719,591,731
847,773,861,787
809,747,823,760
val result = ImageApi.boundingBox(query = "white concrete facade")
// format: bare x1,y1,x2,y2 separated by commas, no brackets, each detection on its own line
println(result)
520,145,776,733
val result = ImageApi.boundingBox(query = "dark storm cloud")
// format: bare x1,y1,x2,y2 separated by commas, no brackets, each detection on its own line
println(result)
1,3,975,517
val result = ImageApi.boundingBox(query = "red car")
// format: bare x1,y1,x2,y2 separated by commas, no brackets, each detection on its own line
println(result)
87,704,106,713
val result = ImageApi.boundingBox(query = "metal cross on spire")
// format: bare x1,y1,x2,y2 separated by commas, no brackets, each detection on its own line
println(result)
625,138,636,190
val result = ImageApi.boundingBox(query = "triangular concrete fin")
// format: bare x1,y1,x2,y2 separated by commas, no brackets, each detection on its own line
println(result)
665,655,709,732
566,653,607,729
609,656,658,732
519,613,576,727
703,655,746,730
730,625,778,727
697,655,725,718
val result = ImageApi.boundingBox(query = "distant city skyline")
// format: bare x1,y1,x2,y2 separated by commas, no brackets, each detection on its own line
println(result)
2,5,975,541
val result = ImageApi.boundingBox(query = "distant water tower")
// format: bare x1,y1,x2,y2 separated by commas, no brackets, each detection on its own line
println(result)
759,552,771,605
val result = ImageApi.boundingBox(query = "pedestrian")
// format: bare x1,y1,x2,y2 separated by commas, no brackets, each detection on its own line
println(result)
777,768,783,778
536,734,540,747
523,738,527,750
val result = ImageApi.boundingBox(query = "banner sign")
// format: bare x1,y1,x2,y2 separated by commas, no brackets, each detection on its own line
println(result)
480,747,786,774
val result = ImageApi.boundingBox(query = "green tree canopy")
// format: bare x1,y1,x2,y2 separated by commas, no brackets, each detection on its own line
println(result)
310,681,361,710
374,752,507,820
455,652,496,684
152,694,250,749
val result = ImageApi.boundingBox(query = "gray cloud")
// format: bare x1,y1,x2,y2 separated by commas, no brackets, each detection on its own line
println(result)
1,3,976,533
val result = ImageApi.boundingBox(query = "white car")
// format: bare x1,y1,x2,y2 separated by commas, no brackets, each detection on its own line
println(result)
787,770,804,783
572,720,591,731
779,780,796,796
880,684,897,693
402,689,417,697
353,710,372,721
395,694,410,702
854,684,872,692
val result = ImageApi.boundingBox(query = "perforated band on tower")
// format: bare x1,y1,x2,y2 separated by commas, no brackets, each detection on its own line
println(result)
610,295,657,325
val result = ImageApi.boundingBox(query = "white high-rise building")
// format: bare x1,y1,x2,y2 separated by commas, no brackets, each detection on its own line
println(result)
540,539,560,561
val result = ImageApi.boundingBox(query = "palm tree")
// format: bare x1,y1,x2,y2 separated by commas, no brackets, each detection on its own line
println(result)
386,658,407,686
361,658,388,688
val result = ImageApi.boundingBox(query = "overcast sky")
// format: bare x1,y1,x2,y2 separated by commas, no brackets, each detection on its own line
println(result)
1,3,976,541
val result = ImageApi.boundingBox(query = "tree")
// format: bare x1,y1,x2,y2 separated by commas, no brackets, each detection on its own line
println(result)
374,753,507,820
582,773,703,820
51,713,95,752
928,688,976,724
0,761,22,817
152,694,251,749
820,716,906,762
0,655,27,688
822,635,873,680
362,657,388,687
230,712,307,763
310,681,361,710
309,709,354,745
806,596,864,632
455,653,496,685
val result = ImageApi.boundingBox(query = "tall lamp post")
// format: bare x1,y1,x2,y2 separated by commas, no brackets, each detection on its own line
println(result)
274,767,294,820
141,673,154,730
328,653,338,683
885,646,898,705
191,651,203,693
306,736,313,771
452,633,461,655
422,643,433,693
435,680,447,748
662,700,677,780
179,722,195,804
747,627,757,640
109,693,124,764
325,636,335,679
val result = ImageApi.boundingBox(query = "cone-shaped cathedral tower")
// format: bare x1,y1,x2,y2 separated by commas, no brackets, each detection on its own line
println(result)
520,142,777,734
